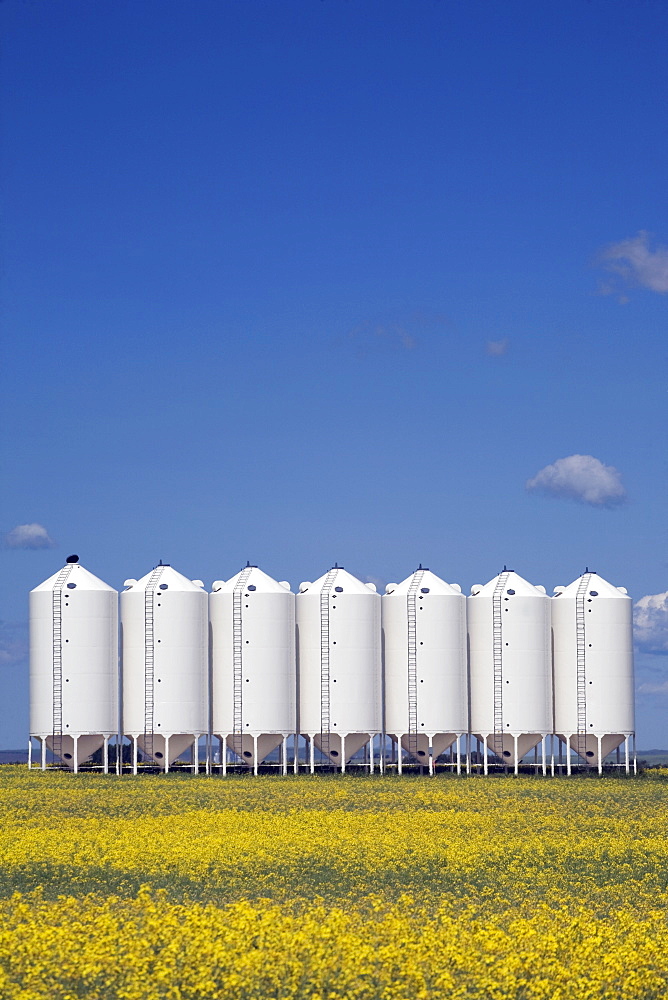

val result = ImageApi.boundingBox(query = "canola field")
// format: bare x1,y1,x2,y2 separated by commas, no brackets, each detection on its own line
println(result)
0,767,667,999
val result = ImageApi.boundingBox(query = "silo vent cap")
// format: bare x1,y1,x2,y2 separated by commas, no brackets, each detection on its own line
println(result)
66,554,79,564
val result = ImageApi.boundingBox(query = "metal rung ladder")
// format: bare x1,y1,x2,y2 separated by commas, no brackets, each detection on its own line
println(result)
320,567,339,760
407,567,426,760
52,565,74,765
575,573,591,766
144,565,166,763
492,571,511,761
232,565,254,762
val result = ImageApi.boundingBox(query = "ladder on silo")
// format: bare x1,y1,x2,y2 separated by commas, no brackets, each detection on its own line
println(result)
407,567,426,760
52,564,74,766
492,572,510,761
232,565,253,763
144,565,166,763
320,567,339,761
575,573,591,766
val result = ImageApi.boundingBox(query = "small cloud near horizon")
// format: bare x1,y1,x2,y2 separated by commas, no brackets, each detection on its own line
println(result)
486,338,509,356
598,231,668,298
0,622,28,668
634,592,668,654
526,455,627,508
3,523,56,550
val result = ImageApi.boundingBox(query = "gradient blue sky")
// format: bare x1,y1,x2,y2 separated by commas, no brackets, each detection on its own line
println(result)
1,0,666,748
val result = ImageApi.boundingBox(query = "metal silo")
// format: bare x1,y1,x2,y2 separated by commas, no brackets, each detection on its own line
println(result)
383,567,467,774
121,563,207,772
29,555,118,772
552,570,634,774
210,564,296,774
297,566,381,771
468,569,551,773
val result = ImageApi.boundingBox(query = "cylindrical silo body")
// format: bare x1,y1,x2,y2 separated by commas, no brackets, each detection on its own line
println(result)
383,568,467,763
297,567,381,765
210,565,295,766
121,564,207,765
468,570,551,766
552,571,634,766
30,559,118,769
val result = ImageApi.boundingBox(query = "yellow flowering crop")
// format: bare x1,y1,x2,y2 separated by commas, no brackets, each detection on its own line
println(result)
0,767,667,998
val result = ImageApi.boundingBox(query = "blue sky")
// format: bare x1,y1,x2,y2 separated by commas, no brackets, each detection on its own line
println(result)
1,0,666,748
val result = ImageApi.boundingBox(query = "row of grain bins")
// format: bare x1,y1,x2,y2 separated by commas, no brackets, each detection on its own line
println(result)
29,557,635,775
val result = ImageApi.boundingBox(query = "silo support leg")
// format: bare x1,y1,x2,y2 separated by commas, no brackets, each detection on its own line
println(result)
41,738,46,772
28,739,32,771
73,736,79,774
253,735,258,776
566,736,572,776
633,733,637,775
341,735,346,774
369,736,374,774
397,738,403,776
483,738,488,776
465,734,470,776
103,737,109,775
192,738,198,774
624,735,630,775
293,733,299,774
282,736,288,776
164,737,170,774
597,735,602,776
513,735,518,776
132,736,138,775
309,736,314,775
456,736,461,776
222,737,227,777
541,738,546,777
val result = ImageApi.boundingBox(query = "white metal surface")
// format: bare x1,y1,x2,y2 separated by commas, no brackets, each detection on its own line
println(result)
383,568,467,765
30,561,118,769
297,567,381,765
552,571,634,767
468,570,551,767
121,564,207,765
210,565,296,766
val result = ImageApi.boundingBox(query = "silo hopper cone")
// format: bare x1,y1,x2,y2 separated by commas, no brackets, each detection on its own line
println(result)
225,733,284,765
137,734,195,766
313,732,370,765
45,734,105,769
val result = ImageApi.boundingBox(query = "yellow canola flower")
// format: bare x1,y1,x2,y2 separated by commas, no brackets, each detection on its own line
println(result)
0,767,667,998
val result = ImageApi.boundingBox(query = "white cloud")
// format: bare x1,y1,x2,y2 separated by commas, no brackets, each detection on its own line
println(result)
634,592,668,654
0,622,28,669
4,523,56,549
486,338,509,356
526,454,627,507
600,231,668,294
637,681,668,695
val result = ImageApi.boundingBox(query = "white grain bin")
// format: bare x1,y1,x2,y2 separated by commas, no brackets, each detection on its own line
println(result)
210,564,295,769
468,569,551,769
121,563,207,767
297,566,381,768
552,570,634,770
29,556,118,771
383,567,467,769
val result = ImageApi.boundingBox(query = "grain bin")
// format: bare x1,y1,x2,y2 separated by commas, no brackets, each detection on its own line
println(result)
552,571,634,772
383,567,467,772
297,566,381,769
121,563,207,769
29,556,118,771
468,569,551,771
210,565,295,772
